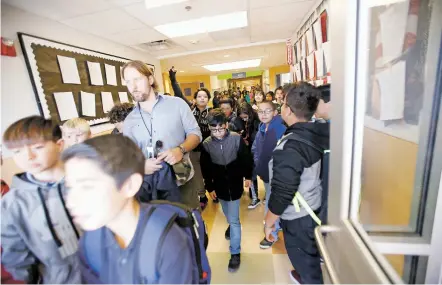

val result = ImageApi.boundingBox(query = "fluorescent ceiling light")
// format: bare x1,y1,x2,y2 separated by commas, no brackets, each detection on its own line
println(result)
203,59,261,72
145,0,187,9
154,11,248,38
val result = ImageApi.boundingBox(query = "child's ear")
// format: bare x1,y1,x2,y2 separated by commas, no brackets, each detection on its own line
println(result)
121,173,143,198
56,138,65,151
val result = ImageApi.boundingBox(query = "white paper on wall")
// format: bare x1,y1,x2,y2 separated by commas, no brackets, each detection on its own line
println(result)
376,61,406,120
322,41,331,73
295,63,302,82
53,92,79,121
80,91,96,117
379,2,408,64
118,92,129,103
301,36,307,57
101,92,115,113
307,54,315,80
306,28,315,54
105,64,118,86
313,20,323,50
296,40,302,61
87,62,104,86
315,49,324,77
57,56,81,84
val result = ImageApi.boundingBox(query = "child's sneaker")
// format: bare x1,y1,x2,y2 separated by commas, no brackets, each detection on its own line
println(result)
228,254,241,272
259,238,276,249
199,195,208,211
248,198,261,209
289,270,302,284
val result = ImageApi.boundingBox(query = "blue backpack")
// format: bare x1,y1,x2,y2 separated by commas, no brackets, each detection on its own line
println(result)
82,201,211,284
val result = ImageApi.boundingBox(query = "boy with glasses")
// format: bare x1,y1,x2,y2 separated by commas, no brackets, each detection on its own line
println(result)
252,101,286,248
200,109,253,273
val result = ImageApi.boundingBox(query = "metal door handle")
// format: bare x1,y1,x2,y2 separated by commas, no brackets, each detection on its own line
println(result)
315,225,340,284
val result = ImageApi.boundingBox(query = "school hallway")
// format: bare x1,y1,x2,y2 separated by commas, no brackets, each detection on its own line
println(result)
202,179,293,284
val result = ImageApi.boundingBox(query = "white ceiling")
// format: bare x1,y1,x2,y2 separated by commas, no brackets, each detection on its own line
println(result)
160,42,287,75
5,0,315,56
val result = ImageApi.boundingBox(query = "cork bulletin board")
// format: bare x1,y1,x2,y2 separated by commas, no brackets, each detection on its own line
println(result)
18,33,155,127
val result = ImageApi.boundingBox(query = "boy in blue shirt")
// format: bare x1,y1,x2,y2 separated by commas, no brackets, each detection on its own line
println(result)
62,135,195,283
251,101,286,249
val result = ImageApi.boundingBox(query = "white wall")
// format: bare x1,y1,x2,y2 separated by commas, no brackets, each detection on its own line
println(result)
1,4,163,156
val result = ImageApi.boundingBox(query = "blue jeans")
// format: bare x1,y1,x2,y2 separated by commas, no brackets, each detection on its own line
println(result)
264,182,280,240
219,199,241,254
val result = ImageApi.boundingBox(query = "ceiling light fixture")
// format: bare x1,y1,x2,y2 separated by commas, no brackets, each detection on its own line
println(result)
154,11,248,38
145,0,187,9
203,59,261,72
224,54,230,58
180,70,185,72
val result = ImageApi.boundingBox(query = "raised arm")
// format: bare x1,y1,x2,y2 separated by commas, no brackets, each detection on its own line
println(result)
169,67,194,108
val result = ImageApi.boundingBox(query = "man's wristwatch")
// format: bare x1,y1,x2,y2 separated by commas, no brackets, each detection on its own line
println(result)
178,144,187,155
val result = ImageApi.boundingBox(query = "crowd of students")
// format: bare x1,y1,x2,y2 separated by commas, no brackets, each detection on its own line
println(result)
1,60,331,284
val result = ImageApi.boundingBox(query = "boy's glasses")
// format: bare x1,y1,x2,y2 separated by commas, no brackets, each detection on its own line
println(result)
258,109,274,115
210,127,226,134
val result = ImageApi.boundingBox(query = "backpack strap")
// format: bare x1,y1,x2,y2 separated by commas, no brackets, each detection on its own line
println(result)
136,206,178,284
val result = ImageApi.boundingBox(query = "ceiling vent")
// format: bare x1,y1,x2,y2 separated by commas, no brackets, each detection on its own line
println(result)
134,40,174,52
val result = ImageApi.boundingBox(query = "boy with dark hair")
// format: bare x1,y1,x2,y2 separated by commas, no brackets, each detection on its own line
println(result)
200,109,253,273
1,116,81,284
264,83,329,284
108,102,134,134
252,100,286,248
62,134,200,283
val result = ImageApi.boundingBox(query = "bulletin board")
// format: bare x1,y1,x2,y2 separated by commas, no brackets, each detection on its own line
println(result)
18,33,155,126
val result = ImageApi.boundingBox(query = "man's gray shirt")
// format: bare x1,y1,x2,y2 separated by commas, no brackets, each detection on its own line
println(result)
123,94,202,158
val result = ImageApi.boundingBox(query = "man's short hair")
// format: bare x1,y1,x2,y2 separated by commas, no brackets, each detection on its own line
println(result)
193,88,212,100
121,60,159,91
108,103,134,124
207,109,227,127
61,135,145,188
62,118,91,133
3,116,62,149
284,82,321,121
258,100,277,111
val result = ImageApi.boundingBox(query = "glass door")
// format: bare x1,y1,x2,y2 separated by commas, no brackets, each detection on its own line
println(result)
320,0,442,283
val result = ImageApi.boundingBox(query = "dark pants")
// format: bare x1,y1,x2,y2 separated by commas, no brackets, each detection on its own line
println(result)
281,215,323,284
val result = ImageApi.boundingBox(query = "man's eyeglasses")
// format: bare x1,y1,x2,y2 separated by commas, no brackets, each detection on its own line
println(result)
258,109,274,115
210,127,226,134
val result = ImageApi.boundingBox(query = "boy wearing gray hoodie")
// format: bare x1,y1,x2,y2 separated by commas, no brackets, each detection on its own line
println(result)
1,116,81,283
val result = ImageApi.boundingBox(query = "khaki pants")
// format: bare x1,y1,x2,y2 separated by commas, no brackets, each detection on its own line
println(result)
179,176,200,209
189,151,206,197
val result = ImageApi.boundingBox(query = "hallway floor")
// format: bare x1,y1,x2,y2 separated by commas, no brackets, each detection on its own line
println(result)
202,180,294,284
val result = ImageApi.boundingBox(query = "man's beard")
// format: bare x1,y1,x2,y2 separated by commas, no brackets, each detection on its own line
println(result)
131,86,151,102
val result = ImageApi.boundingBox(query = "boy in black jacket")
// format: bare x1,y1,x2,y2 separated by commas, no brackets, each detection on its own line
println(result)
264,83,329,284
200,109,253,273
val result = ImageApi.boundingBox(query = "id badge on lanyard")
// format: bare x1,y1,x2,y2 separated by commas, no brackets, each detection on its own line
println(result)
146,140,154,159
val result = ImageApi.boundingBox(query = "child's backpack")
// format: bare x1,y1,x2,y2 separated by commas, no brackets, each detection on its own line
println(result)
82,201,211,284
286,134,330,225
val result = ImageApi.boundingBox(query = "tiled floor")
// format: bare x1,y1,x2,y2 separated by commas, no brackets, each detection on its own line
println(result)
202,181,294,284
